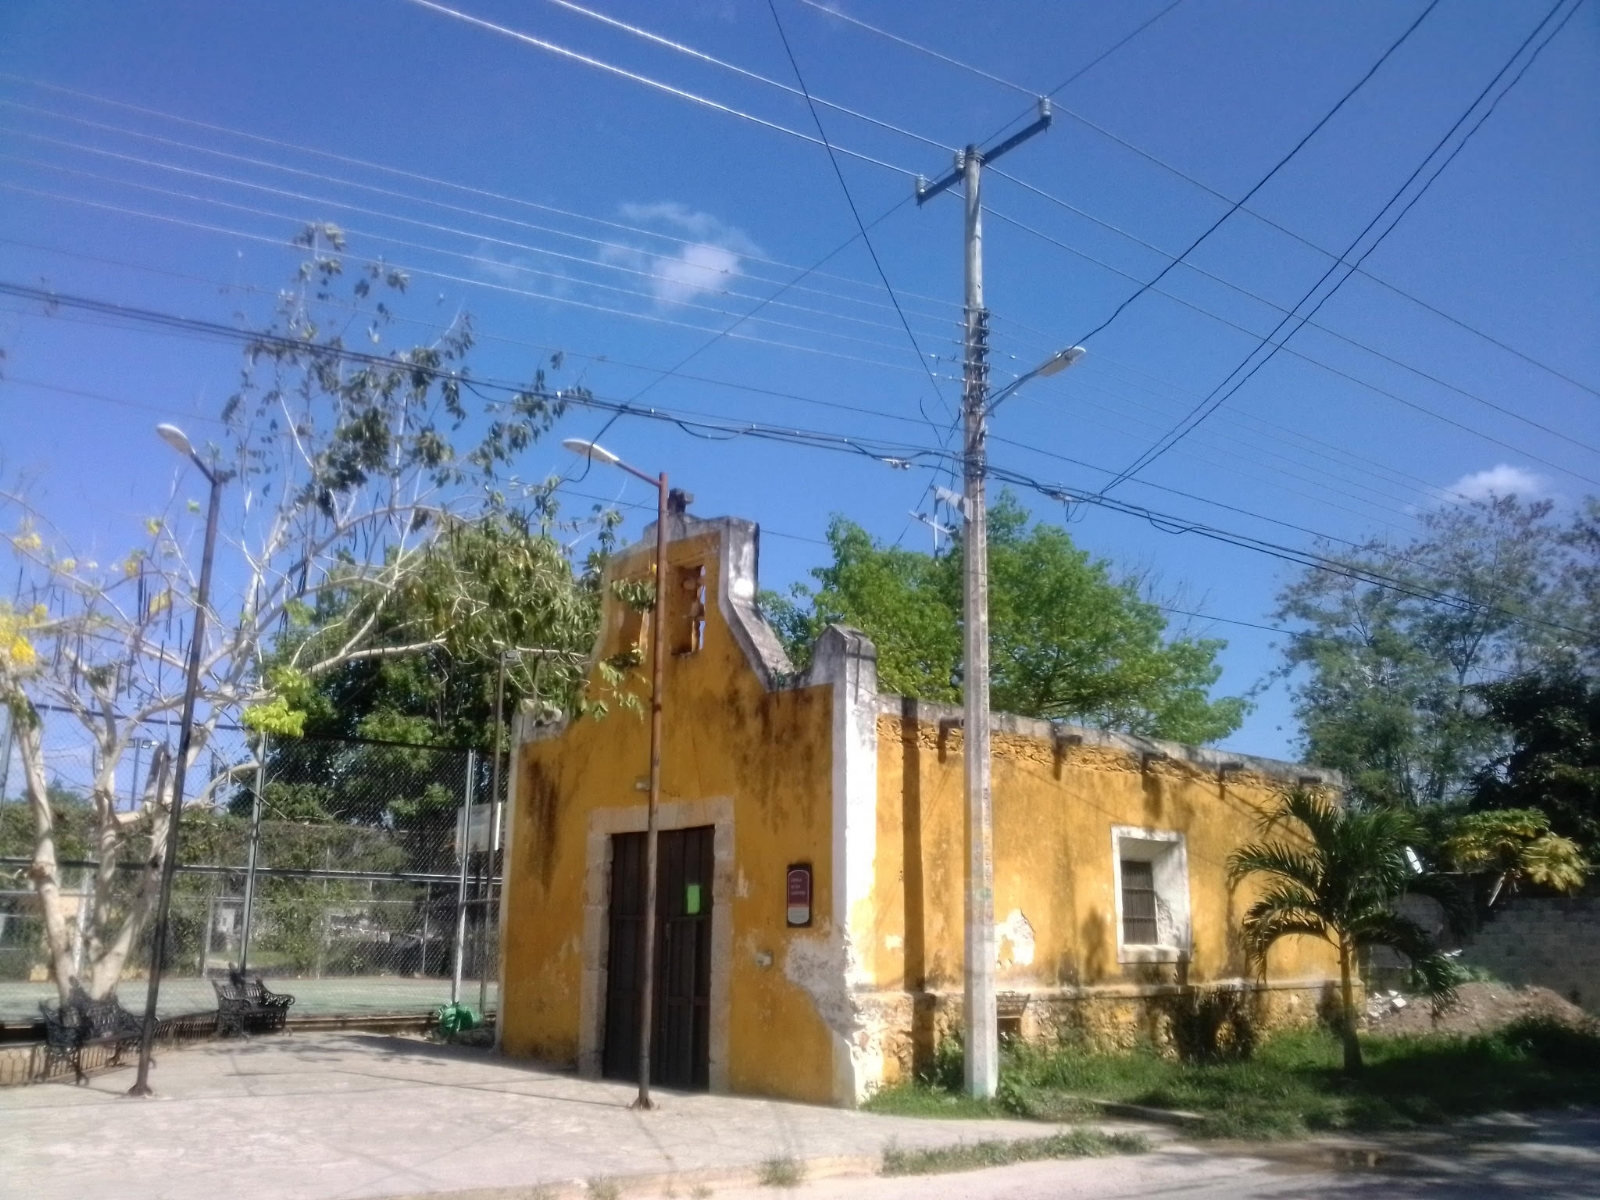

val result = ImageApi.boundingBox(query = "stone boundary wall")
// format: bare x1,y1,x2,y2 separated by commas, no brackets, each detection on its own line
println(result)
1456,894,1600,1012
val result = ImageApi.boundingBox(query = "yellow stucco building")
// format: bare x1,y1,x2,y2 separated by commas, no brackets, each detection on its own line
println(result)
498,513,1341,1106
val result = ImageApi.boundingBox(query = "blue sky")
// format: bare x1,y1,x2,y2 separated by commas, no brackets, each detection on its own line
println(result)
2,0,1596,765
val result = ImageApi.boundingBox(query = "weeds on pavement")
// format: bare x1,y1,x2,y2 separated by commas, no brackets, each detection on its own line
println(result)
757,1155,804,1187
880,1128,1148,1176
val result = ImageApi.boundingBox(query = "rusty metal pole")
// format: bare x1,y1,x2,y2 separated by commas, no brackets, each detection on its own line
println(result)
633,471,668,1111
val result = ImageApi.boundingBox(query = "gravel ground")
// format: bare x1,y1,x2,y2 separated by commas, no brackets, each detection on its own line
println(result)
1365,981,1594,1037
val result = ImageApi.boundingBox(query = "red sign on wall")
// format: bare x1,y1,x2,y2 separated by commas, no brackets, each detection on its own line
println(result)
786,864,812,928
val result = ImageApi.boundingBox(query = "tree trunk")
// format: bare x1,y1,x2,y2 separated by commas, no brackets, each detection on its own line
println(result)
17,710,77,1005
1338,938,1363,1072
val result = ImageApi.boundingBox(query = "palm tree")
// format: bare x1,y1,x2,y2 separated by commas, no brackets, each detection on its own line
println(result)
1229,787,1461,1072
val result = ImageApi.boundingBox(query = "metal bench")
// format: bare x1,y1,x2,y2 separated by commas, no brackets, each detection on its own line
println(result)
39,984,144,1084
212,970,295,1036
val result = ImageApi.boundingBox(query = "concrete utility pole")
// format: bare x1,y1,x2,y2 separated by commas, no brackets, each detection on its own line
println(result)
916,102,1056,1100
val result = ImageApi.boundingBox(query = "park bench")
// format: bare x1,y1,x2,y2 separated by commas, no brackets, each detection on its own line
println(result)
39,984,143,1084
212,970,295,1036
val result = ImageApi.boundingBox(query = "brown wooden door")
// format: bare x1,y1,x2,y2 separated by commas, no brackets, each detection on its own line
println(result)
602,826,714,1090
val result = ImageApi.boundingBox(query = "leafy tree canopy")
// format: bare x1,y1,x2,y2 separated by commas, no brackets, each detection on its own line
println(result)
764,492,1247,744
1470,667,1600,858
1277,495,1597,807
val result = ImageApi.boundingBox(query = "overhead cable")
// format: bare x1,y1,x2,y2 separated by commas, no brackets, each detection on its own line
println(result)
764,0,956,437
1069,0,1441,349
0,147,955,352
4,231,1451,528
0,180,948,376
984,205,1600,486
794,3,1600,402
398,0,917,177
1100,0,1585,493
0,91,960,317
8,278,1583,637
534,0,952,151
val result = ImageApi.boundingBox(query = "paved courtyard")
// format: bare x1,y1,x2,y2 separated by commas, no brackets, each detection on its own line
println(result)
0,1031,1153,1200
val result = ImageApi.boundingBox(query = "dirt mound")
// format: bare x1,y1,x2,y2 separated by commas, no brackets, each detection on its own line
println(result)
1365,981,1594,1038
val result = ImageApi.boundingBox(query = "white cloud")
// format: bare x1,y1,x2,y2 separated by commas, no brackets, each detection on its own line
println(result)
1445,464,1549,503
607,203,761,306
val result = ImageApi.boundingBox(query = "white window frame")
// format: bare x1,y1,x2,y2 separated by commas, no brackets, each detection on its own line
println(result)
1111,826,1191,964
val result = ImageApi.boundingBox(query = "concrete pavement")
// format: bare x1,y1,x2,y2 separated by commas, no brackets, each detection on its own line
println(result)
0,1031,1155,1200
7,1030,1592,1199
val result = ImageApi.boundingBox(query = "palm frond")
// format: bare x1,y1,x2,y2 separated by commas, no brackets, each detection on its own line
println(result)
1228,841,1323,890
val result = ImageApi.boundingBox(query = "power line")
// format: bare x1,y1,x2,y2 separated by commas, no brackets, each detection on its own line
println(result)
983,184,1599,457
791,4,1600,403
0,147,956,356
764,0,955,440
0,106,959,329
1100,0,1583,493
12,224,1459,528
794,0,1037,98
983,205,1600,488
0,369,1402,645
533,0,952,152
1070,0,1442,349
2,230,1451,532
399,0,917,177
7,277,1586,645
0,179,953,376
0,90,963,319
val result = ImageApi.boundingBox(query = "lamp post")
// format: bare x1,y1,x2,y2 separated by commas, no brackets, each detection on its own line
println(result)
562,437,669,1111
955,341,1083,1101
128,423,225,1098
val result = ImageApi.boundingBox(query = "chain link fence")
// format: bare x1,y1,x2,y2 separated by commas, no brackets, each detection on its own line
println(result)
0,721,505,1030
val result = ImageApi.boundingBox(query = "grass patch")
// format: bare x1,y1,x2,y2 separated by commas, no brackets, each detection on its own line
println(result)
866,1018,1600,1141
881,1128,1148,1176
756,1156,804,1187
585,1178,620,1200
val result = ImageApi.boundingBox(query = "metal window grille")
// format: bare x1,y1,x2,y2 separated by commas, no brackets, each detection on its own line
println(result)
1120,858,1159,945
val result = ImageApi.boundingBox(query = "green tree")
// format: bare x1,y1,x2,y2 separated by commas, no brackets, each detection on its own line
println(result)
1229,787,1461,1072
0,224,587,1001
1470,668,1600,858
1277,494,1593,807
1441,808,1588,907
766,493,1245,743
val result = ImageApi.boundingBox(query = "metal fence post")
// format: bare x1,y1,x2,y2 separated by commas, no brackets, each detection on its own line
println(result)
239,734,267,973
451,749,476,1006
480,657,506,1016
420,881,431,977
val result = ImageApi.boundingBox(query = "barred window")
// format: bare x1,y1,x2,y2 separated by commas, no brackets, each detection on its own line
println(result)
1112,826,1190,962
1119,858,1159,945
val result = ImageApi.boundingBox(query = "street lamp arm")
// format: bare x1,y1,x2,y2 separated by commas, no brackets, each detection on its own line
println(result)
984,345,1087,417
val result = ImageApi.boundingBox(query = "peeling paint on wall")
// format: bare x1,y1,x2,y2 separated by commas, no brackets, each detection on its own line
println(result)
996,909,1035,968
784,929,858,1038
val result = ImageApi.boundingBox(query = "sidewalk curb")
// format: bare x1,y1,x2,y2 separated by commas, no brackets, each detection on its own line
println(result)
381,1153,882,1199
378,1121,1169,1199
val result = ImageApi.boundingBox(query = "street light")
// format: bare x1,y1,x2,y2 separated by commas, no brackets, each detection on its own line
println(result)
957,339,1084,1100
128,424,225,1098
562,437,669,1112
984,346,1085,415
